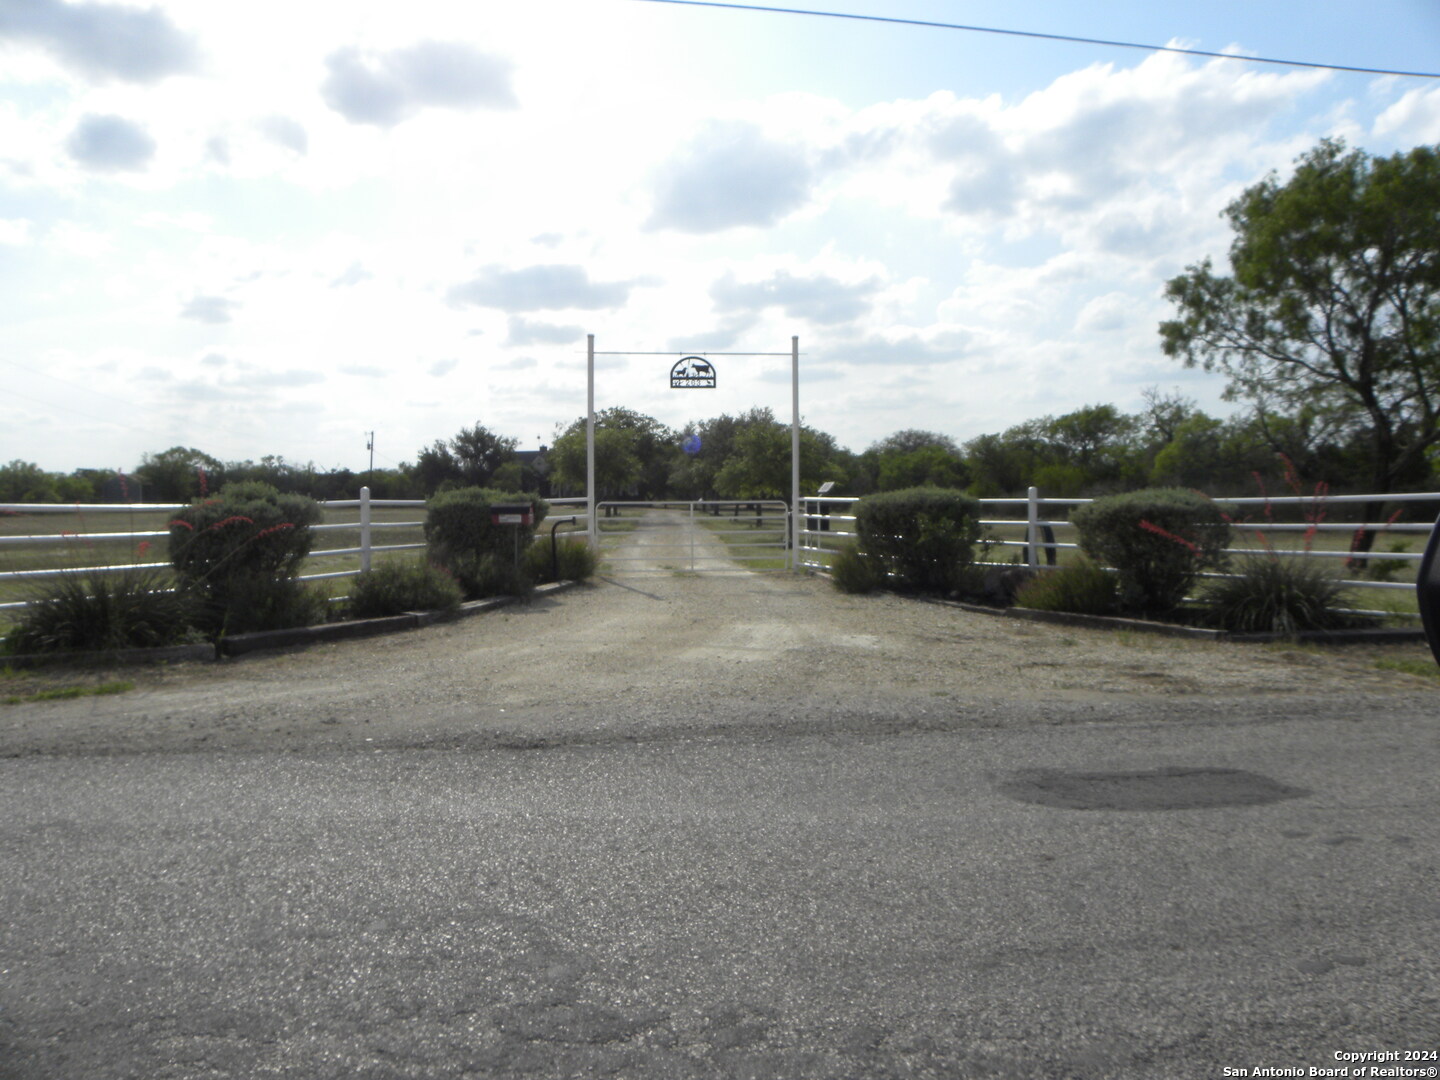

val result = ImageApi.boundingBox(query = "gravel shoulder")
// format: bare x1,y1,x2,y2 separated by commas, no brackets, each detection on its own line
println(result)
2,509,1436,757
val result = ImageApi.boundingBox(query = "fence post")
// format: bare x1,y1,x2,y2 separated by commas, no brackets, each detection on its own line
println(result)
1027,486,1039,569
359,486,372,574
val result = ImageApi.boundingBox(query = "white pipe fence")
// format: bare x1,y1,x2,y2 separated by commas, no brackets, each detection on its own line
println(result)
4,486,1436,620
0,488,599,613
798,487,1440,620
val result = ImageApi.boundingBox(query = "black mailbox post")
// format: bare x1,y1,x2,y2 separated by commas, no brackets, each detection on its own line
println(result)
1419,511,1440,666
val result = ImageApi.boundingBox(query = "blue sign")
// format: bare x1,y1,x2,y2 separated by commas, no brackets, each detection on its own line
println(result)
683,434,702,456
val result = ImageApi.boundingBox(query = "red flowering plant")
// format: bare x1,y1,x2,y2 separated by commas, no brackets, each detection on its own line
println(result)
1197,457,1360,634
167,480,323,636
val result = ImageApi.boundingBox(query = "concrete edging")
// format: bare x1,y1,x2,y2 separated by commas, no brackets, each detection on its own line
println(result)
3,580,583,667
921,596,1426,644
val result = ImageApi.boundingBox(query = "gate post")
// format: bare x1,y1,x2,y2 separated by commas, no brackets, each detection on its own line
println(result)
790,335,800,571
1026,486,1039,570
359,485,372,573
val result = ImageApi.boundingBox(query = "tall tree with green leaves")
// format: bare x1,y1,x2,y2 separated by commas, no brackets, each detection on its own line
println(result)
1160,139,1440,495
135,447,224,502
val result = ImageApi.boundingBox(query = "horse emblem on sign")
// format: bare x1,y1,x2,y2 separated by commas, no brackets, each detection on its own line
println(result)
670,356,717,389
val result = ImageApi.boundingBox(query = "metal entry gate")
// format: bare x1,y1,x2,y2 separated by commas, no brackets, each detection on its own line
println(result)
596,501,791,573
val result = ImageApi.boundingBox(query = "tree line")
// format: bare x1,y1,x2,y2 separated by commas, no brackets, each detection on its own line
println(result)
2,382,1432,509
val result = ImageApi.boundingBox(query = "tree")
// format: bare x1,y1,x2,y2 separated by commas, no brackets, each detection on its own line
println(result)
1160,139,1440,496
0,460,61,503
592,407,678,499
862,429,964,493
451,423,519,487
549,423,641,507
413,424,518,494
135,447,224,502
877,445,970,491
712,417,844,500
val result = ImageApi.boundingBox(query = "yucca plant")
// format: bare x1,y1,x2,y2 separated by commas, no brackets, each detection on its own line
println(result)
5,567,200,654
1201,555,1354,634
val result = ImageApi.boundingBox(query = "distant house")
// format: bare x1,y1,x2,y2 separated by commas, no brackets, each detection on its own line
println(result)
515,447,552,497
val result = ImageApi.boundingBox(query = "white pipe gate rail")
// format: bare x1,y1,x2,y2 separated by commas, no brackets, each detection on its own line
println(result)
593,500,791,573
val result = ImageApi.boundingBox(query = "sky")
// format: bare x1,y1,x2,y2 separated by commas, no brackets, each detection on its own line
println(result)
2,0,1439,475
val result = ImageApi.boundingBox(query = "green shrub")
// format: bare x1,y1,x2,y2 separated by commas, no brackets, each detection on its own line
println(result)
424,487,549,599
829,541,885,594
5,567,201,654
167,482,322,636
348,559,463,618
853,487,984,593
523,536,597,584
1013,559,1120,615
1070,488,1230,614
1202,555,1354,634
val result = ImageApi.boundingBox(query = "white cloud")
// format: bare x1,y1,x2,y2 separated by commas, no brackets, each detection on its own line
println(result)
506,316,583,346
321,41,517,128
64,113,156,171
0,217,31,244
180,295,238,324
710,269,882,326
1373,86,1440,144
256,115,308,155
447,265,643,312
0,0,199,83
645,119,815,233
330,262,372,288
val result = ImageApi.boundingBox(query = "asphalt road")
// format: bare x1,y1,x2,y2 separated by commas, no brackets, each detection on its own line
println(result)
3,698,1438,1079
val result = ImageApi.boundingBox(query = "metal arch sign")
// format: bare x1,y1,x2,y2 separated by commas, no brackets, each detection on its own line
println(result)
670,356,716,389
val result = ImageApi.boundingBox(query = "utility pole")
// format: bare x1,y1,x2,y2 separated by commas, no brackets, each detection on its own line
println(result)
365,431,374,474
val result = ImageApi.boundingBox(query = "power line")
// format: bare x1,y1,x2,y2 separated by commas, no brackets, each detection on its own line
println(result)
628,0,1440,80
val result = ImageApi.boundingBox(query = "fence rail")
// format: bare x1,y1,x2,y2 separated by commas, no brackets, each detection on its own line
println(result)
0,490,603,615
798,487,1440,620
5,486,1437,621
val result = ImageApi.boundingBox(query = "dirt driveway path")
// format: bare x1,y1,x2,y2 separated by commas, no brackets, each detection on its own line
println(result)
2,509,1435,757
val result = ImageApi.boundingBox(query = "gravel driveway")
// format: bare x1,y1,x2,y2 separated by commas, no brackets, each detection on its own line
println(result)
2,508,1434,757
3,512,1437,1079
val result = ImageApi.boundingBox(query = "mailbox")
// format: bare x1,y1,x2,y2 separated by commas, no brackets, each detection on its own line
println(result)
490,502,533,526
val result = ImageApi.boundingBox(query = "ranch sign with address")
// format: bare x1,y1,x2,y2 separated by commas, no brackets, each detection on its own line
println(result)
670,356,717,389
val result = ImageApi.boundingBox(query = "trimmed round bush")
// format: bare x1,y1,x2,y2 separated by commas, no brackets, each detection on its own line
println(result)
424,487,549,599
349,559,463,618
853,487,984,594
1202,555,1354,634
1070,488,1230,614
1013,558,1119,615
168,481,323,636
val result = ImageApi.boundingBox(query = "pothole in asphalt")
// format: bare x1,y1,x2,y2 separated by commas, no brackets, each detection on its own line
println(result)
998,766,1311,810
